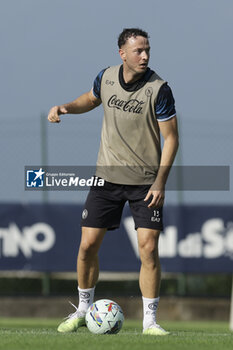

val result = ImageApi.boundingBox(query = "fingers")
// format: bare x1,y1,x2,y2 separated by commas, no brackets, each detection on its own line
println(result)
144,191,151,203
48,106,61,123
148,196,164,208
144,190,164,208
48,106,67,123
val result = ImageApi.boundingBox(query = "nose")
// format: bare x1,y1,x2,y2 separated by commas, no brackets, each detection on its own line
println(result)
142,50,149,61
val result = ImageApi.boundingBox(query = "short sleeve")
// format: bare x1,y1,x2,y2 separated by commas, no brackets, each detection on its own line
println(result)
93,69,106,99
155,83,176,121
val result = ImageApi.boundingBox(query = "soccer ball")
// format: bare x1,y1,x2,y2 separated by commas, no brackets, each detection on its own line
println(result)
85,299,124,334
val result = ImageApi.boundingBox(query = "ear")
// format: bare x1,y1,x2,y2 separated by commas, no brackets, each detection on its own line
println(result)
119,48,126,61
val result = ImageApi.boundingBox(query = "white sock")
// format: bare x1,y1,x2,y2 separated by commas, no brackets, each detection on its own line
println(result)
78,286,95,313
142,296,160,330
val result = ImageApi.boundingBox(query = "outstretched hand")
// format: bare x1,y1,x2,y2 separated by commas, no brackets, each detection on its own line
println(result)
48,106,68,123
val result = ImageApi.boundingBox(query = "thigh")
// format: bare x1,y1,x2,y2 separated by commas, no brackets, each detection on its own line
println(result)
81,181,126,230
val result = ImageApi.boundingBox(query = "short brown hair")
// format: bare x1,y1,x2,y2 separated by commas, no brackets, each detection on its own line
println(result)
118,28,149,48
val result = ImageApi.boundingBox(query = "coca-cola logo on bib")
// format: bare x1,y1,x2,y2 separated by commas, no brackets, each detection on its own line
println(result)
107,95,145,114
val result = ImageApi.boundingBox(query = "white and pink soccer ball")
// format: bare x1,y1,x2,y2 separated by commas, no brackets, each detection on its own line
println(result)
85,299,124,334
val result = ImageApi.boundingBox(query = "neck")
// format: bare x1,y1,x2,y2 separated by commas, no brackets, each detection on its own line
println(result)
122,66,144,84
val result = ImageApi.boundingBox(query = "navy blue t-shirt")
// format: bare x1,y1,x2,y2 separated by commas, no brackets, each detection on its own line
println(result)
92,66,176,121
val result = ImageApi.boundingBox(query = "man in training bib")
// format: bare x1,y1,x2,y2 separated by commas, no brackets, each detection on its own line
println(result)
48,28,179,335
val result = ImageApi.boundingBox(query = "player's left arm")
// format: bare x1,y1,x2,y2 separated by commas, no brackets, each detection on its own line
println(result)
144,116,179,208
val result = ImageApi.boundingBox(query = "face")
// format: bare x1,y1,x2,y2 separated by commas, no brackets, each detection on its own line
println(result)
119,36,150,77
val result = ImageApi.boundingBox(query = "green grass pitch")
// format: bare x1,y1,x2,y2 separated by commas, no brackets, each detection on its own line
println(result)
0,318,232,350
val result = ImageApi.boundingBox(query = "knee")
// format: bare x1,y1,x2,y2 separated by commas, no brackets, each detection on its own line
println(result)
79,238,99,260
78,227,106,261
139,240,158,259
138,235,160,265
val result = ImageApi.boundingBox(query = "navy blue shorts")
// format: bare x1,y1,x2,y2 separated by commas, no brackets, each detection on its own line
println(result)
80,180,163,231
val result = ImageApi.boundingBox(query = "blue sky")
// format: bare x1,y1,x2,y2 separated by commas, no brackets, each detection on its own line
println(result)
0,0,232,204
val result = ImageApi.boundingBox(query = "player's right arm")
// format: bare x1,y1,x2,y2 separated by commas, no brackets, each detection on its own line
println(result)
48,89,101,123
